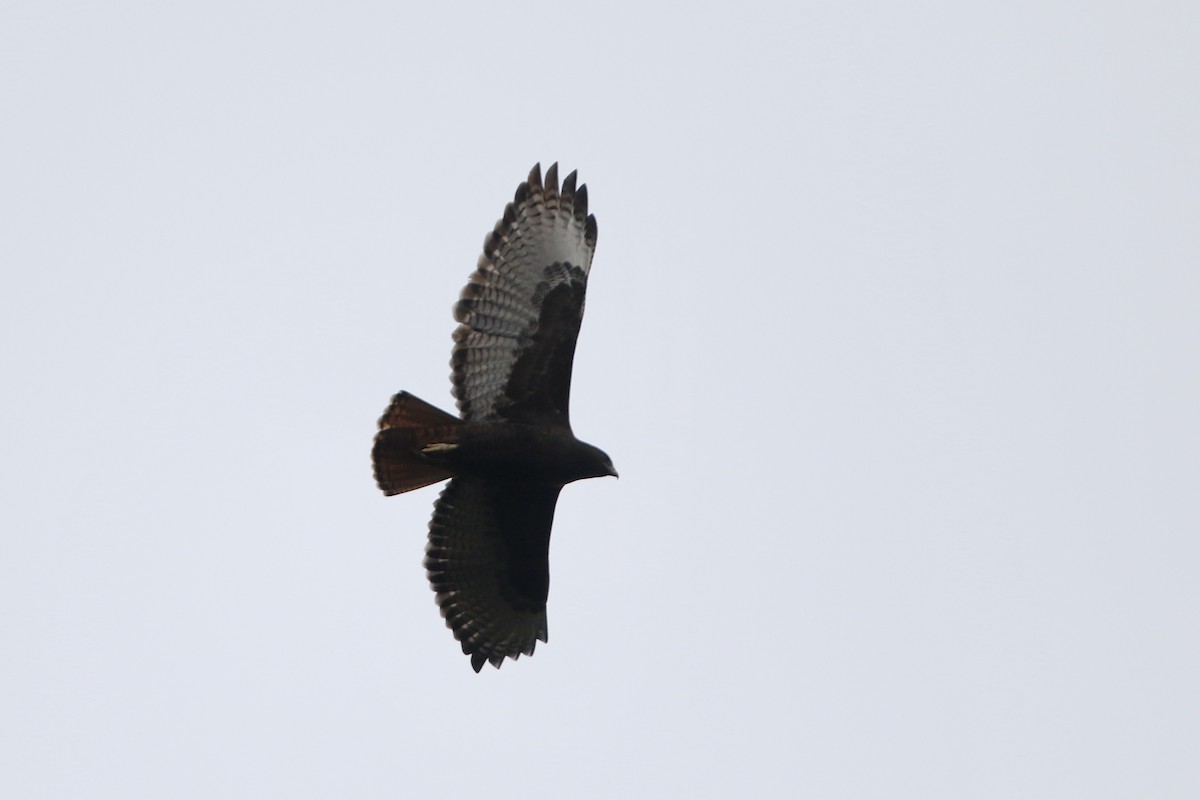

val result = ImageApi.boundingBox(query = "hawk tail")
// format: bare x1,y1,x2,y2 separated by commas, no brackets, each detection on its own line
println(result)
373,392,462,495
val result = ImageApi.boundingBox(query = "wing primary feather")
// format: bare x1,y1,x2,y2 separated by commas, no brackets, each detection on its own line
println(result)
561,170,577,202
585,212,597,249
514,180,530,208
574,184,589,222
544,162,559,196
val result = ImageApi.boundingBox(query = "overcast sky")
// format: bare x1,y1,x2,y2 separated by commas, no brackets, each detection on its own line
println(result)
3,2,1198,798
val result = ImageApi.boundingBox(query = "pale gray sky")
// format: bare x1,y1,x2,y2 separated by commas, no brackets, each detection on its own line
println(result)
2,2,1198,797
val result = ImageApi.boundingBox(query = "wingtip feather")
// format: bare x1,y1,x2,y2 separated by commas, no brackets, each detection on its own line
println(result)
561,170,577,202
574,183,589,221
526,163,543,194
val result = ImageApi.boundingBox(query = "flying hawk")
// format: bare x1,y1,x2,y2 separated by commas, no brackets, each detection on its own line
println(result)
372,163,616,672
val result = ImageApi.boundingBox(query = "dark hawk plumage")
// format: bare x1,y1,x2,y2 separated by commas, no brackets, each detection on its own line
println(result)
372,164,615,671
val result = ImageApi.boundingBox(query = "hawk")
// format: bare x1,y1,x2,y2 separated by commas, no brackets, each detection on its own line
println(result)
372,163,616,672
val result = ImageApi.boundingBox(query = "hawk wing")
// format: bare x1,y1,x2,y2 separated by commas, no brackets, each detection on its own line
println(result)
452,163,598,427
425,477,562,671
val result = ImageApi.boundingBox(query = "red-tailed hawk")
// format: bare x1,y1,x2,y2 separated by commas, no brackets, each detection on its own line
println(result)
372,164,616,672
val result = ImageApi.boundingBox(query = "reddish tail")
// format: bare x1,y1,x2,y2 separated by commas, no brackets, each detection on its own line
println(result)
372,392,462,495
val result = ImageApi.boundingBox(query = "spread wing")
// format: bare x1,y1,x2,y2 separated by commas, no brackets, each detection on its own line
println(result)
425,477,562,671
451,163,598,427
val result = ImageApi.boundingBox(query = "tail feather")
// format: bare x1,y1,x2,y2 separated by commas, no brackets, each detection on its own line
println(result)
373,392,462,495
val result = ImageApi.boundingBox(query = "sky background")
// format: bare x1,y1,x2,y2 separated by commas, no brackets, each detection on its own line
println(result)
2,2,1198,797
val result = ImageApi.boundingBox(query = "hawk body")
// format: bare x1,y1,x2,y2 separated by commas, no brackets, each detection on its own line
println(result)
372,164,615,671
